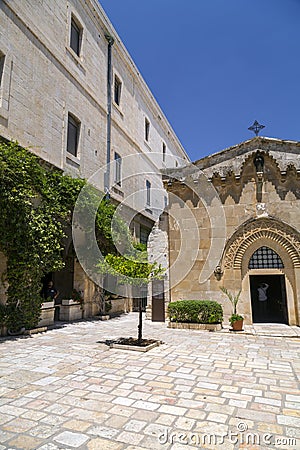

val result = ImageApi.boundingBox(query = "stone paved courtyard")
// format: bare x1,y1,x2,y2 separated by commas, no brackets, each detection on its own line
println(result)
0,314,299,450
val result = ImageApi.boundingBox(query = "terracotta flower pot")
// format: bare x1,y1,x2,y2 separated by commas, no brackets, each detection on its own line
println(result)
231,319,244,331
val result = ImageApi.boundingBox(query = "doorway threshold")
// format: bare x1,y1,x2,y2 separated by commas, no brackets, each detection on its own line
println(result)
221,323,300,338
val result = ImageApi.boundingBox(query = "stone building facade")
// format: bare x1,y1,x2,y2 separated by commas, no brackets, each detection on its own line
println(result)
160,137,300,326
0,0,189,316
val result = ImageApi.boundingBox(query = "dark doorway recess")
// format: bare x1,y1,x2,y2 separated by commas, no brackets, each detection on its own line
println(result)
152,280,165,322
250,274,288,324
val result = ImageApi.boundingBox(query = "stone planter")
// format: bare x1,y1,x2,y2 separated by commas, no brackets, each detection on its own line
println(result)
59,299,83,321
168,322,222,331
61,299,80,306
110,340,160,352
42,300,54,308
38,301,55,327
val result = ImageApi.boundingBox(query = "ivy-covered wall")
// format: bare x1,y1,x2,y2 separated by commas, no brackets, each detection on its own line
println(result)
0,140,127,331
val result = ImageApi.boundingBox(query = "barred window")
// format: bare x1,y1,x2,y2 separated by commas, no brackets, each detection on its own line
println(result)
248,246,284,269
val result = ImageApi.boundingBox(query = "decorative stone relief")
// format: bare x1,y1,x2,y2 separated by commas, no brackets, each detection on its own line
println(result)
256,203,268,217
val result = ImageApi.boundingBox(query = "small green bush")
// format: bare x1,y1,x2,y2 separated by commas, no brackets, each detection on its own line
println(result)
168,300,223,324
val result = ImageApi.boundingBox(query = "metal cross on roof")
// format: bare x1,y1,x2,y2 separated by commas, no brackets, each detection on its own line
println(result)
248,120,265,136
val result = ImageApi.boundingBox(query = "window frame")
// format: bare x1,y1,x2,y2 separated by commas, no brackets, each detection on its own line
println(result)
140,226,150,245
162,142,166,162
0,52,5,88
145,118,150,142
114,152,122,186
70,15,82,57
0,47,11,121
114,75,122,106
67,113,81,158
248,246,284,269
146,179,151,206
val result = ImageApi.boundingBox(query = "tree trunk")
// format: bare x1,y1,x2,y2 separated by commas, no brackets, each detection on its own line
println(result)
138,298,143,342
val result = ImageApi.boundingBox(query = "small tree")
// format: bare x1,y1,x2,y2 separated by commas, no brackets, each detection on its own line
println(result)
220,286,244,327
220,286,241,315
98,244,164,342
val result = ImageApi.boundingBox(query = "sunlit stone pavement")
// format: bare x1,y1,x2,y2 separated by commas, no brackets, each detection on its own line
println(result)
0,313,299,449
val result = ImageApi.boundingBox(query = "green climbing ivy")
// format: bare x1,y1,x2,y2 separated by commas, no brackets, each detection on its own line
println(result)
0,140,126,331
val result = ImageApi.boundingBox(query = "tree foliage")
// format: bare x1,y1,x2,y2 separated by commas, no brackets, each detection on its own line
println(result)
0,140,121,330
220,287,241,315
97,242,164,287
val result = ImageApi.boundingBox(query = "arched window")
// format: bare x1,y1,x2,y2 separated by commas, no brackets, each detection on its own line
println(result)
248,246,284,269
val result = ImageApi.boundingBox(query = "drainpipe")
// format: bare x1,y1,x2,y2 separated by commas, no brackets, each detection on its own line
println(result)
104,34,114,199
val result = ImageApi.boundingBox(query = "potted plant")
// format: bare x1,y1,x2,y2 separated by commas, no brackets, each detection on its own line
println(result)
220,287,244,331
228,313,244,331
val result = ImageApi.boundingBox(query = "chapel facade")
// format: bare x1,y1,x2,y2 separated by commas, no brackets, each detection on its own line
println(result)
158,137,300,326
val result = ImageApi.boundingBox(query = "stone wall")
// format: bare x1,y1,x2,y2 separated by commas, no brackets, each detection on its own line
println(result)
0,0,188,186
0,0,190,317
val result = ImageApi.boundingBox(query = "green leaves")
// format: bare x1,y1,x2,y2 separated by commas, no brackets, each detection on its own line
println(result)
0,141,122,330
0,140,161,330
168,300,223,324
220,287,241,315
97,252,164,287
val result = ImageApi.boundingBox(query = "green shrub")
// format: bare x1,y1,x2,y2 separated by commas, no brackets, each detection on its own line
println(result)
168,300,223,324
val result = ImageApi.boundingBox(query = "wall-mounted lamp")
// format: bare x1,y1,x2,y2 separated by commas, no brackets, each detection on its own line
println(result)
214,265,223,281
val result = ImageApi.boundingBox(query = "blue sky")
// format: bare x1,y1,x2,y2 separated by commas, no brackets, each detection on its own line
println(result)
99,0,300,161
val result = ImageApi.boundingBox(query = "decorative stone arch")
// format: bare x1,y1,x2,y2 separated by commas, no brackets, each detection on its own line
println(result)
223,218,300,271
221,217,300,325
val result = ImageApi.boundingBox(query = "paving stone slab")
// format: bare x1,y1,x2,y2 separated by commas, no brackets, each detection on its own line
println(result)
0,313,299,450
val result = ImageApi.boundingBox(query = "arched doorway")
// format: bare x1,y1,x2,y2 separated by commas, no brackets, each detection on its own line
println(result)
249,247,288,323
222,218,300,325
